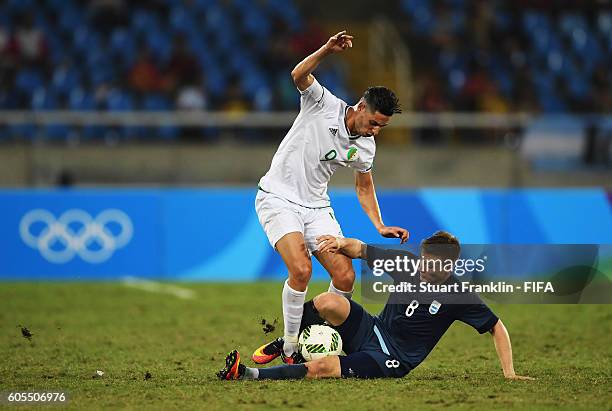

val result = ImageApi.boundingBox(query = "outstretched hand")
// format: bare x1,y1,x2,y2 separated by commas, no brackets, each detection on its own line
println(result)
316,235,342,254
378,226,409,244
324,30,354,54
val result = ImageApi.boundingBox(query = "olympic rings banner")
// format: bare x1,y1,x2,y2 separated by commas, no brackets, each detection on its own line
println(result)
0,188,611,281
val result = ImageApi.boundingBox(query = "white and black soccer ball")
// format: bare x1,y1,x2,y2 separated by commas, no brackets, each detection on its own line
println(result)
298,324,343,361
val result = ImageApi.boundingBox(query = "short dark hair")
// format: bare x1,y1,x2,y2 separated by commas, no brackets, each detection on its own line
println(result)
421,231,460,261
363,86,402,116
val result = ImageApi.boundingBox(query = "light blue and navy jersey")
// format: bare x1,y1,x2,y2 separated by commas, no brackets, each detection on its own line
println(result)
365,245,499,372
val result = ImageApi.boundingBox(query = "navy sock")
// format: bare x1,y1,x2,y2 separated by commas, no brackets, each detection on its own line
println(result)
257,364,308,380
299,299,325,332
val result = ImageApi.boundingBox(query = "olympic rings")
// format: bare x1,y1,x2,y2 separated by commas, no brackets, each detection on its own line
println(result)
19,209,133,264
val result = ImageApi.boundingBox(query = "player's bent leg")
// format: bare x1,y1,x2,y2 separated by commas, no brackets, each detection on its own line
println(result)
276,232,312,291
304,355,341,379
314,250,355,299
253,294,345,365
315,296,374,355
313,292,351,326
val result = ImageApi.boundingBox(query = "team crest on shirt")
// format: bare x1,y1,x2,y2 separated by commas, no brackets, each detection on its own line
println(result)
347,147,359,161
329,127,338,136
429,300,442,315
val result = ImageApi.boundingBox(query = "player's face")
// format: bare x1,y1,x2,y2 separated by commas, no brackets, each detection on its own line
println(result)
357,103,390,137
419,253,452,284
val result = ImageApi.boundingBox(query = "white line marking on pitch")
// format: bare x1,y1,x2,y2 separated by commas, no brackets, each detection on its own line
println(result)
121,276,195,300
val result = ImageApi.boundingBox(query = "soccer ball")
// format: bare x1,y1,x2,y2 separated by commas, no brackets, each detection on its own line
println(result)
298,324,343,361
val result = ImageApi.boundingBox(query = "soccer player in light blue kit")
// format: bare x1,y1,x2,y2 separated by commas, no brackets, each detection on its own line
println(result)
219,231,534,381
253,30,408,364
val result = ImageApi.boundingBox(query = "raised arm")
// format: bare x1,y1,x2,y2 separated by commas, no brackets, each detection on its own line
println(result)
291,30,353,91
490,320,535,380
355,171,408,243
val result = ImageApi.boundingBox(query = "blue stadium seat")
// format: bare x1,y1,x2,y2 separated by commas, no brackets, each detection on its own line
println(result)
559,13,587,36
205,68,227,97
538,90,567,113
110,29,137,68
15,69,44,98
146,30,172,63
69,88,96,111
267,0,302,31
240,7,271,40
107,90,133,111
143,94,172,111
31,88,59,110
567,75,589,100
523,11,550,32
447,69,466,95
52,65,81,98
204,4,231,33
69,89,105,139
58,8,83,35
169,5,196,35
132,9,158,34
31,88,71,139
138,94,178,139
73,26,101,54
241,71,269,100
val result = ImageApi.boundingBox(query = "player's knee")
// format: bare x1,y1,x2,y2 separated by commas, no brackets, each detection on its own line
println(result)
288,261,312,286
314,292,343,318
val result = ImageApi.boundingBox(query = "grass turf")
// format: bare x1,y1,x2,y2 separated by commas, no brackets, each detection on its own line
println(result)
0,282,611,410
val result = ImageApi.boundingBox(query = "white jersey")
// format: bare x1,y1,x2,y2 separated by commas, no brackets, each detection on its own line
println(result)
259,77,376,208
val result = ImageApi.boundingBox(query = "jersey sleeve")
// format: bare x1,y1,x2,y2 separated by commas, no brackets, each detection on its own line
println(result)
351,140,376,173
364,245,419,283
299,76,340,115
455,297,499,334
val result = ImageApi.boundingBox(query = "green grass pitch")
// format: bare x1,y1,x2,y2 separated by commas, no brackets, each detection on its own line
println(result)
1,282,611,410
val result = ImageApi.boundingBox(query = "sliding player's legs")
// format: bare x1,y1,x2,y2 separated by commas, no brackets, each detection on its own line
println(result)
218,351,387,380
312,293,407,378
219,294,405,380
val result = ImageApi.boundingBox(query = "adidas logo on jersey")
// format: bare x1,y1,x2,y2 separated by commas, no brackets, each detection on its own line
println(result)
329,127,338,136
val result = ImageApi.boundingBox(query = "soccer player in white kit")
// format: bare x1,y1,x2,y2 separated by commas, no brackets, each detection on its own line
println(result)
253,30,409,364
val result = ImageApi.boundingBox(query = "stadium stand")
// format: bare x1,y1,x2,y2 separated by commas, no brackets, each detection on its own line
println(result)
399,0,611,114
0,0,609,142
0,0,350,139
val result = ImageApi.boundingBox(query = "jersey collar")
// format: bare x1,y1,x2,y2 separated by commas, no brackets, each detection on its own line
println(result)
343,105,362,140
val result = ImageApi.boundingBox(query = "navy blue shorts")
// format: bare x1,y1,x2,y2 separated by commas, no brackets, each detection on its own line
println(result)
336,300,409,379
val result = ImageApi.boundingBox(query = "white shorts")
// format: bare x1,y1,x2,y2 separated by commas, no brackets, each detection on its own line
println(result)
255,190,343,253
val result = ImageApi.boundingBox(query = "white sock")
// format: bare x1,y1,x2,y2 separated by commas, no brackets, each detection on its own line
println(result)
282,280,307,356
328,280,353,300
243,367,259,379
